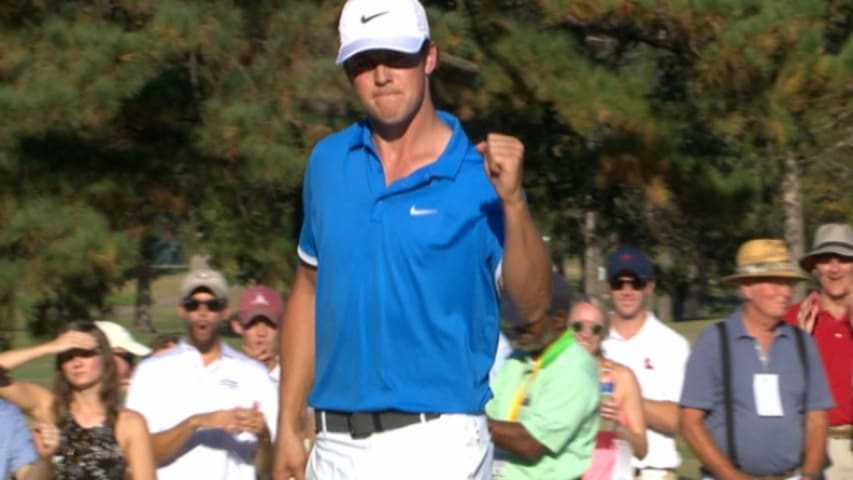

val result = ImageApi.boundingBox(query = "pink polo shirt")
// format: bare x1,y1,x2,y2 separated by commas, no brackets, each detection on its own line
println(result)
784,303,853,426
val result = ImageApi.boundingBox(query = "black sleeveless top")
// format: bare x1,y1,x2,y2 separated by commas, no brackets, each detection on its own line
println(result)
52,412,126,480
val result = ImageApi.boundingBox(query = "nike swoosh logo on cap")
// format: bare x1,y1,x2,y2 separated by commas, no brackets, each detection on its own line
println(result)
361,11,389,23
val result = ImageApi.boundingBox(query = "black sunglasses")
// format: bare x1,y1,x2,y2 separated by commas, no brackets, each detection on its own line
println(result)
58,348,100,364
182,298,225,312
570,322,605,336
609,277,647,290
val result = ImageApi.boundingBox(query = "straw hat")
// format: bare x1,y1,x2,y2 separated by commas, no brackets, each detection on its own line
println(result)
721,239,808,285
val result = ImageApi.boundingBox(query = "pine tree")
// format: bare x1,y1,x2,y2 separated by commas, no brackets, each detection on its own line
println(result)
0,0,850,336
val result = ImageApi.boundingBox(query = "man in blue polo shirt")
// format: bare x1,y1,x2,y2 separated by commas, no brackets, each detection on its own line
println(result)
680,239,834,480
272,0,551,479
0,399,40,479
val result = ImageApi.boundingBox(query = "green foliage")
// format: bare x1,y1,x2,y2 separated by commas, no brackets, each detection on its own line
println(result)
0,0,850,335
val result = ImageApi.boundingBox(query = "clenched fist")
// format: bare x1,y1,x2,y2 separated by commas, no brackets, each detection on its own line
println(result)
476,133,525,205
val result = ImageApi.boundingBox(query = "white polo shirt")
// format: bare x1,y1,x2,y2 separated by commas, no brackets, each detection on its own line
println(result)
490,332,512,380
270,363,280,384
126,341,278,480
602,312,689,470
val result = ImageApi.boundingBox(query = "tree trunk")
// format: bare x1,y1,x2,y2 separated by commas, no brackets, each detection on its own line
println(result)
134,267,156,333
678,264,707,320
0,291,14,351
582,210,601,299
782,151,807,301
655,246,674,323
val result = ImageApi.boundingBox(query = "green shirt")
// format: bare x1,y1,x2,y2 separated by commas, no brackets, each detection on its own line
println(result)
486,341,599,480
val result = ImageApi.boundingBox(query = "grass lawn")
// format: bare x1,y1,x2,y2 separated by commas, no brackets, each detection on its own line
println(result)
4,274,719,479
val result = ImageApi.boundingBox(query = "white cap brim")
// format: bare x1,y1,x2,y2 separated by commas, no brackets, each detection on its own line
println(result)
336,35,427,64
116,339,152,356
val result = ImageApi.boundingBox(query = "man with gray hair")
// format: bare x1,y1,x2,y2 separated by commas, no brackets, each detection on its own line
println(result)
783,223,853,480
680,239,834,480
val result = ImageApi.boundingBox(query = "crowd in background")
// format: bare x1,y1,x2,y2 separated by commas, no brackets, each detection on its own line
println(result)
0,224,850,479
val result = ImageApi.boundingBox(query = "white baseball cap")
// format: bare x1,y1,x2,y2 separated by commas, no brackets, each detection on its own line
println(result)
95,321,152,356
336,0,431,65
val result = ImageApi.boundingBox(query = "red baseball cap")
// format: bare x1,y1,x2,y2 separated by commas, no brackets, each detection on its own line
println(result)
237,286,284,326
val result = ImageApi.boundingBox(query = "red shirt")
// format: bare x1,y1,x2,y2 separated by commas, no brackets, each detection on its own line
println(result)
784,303,853,426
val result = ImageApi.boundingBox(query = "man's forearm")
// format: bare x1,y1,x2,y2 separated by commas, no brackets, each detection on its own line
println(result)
644,399,680,435
150,415,201,463
680,409,745,479
487,418,546,461
254,433,273,479
278,266,316,435
500,200,550,323
800,410,828,475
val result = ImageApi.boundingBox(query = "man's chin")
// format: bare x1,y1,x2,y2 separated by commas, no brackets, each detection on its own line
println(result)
518,343,546,356
614,305,641,319
189,335,218,353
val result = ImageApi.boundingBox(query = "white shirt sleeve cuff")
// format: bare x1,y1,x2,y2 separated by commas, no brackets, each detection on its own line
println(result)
297,246,318,267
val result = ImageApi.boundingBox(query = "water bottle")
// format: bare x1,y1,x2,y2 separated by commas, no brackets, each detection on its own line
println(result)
599,379,615,431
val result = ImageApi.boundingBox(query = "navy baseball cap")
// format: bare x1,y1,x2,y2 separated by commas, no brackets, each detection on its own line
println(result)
605,246,654,282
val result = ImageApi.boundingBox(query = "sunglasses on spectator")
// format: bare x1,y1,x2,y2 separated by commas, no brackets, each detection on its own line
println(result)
570,322,605,337
609,277,647,290
182,298,225,312
58,348,100,364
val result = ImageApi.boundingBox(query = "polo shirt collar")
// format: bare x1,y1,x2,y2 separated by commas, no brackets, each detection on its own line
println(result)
607,311,657,342
346,110,467,181
813,301,850,323
727,307,790,338
175,339,243,359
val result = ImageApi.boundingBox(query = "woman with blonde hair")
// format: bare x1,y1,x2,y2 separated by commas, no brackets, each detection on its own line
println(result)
0,321,155,479
573,299,648,480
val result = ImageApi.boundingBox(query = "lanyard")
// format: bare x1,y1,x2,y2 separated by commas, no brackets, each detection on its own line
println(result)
506,331,575,421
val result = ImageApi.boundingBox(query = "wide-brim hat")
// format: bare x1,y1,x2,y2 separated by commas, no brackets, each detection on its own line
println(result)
799,223,853,271
721,238,808,285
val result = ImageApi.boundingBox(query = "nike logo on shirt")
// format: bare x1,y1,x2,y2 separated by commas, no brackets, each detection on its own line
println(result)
360,11,389,23
410,206,438,216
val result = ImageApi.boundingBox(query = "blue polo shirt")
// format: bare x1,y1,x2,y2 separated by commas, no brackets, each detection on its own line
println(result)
298,111,504,413
679,309,834,476
0,399,37,478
